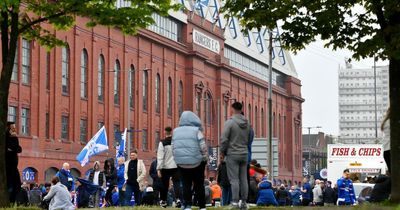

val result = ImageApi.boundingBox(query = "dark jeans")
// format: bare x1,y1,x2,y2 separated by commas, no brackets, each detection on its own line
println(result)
105,186,114,206
118,187,125,206
160,168,182,202
302,198,311,206
179,162,206,209
124,183,141,206
278,200,286,206
384,150,391,172
221,186,232,206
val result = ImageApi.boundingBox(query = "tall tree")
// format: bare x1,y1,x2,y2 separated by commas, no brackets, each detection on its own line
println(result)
221,0,400,203
0,0,179,206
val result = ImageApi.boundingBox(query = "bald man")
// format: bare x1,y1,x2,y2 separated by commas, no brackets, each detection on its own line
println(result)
56,162,75,192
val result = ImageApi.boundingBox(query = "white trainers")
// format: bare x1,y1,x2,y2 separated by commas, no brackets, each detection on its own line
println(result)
160,200,167,208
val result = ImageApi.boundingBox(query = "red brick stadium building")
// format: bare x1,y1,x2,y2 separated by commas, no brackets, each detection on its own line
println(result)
4,1,304,186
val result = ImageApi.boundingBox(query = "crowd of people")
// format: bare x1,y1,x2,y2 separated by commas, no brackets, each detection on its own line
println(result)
5,103,392,209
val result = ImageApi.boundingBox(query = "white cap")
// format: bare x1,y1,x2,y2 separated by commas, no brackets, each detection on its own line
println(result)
146,187,154,192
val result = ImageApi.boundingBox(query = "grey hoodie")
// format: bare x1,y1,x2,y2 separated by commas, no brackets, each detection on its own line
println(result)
220,114,250,156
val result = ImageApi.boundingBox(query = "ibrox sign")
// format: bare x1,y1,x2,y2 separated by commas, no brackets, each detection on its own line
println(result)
193,29,220,54
328,144,383,159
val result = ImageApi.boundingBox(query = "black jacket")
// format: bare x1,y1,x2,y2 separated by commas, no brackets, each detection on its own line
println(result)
5,133,22,169
370,175,391,202
276,188,289,202
150,159,163,190
322,186,337,204
104,158,117,187
217,161,230,188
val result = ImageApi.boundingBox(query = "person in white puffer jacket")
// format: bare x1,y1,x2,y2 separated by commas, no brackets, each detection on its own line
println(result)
157,126,182,208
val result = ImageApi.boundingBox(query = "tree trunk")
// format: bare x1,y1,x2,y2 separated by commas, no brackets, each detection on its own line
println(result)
0,9,18,206
390,57,400,203
0,93,9,207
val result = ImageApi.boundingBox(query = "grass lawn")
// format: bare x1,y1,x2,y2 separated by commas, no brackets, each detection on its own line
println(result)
3,204,400,210
80,204,400,210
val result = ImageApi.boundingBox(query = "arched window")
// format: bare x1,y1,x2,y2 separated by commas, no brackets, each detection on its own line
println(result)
178,81,183,117
273,112,276,137
255,106,258,136
248,104,252,125
61,45,70,94
196,92,201,118
143,70,148,111
167,77,173,116
80,49,88,98
98,55,105,101
155,74,161,113
130,65,135,108
114,60,121,105
45,167,58,182
224,100,228,121
204,92,212,124
261,108,265,137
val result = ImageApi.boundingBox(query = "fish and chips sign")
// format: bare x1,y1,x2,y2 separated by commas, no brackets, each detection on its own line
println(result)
328,144,383,159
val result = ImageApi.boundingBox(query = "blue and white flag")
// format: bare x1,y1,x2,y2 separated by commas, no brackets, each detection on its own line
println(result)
116,128,127,162
76,126,109,166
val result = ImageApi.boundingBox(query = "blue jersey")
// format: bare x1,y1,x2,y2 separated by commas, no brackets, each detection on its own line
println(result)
301,182,312,200
337,177,355,205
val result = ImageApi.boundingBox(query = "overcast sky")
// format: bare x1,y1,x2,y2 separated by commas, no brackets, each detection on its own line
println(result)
291,41,388,136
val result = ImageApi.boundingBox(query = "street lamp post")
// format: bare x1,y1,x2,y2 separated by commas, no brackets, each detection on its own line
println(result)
268,30,273,180
373,58,378,140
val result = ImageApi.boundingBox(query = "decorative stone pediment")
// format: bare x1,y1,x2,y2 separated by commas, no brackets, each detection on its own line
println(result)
223,90,232,101
195,81,204,92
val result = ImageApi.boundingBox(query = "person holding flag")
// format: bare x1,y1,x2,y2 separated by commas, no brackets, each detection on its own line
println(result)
115,128,127,161
56,163,75,192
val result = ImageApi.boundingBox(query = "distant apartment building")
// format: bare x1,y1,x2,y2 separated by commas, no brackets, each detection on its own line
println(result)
338,64,389,144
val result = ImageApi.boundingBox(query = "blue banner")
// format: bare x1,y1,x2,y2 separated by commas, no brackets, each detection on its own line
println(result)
22,168,36,182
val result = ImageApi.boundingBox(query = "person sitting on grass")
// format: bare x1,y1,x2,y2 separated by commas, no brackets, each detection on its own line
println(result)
256,176,278,206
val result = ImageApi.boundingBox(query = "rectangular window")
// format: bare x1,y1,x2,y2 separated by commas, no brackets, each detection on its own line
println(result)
147,13,182,42
11,42,18,81
21,39,30,84
21,108,30,135
8,106,17,123
45,113,50,139
142,129,148,151
80,119,88,143
61,115,69,140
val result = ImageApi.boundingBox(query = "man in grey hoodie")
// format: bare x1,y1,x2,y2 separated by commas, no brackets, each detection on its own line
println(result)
220,102,250,209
